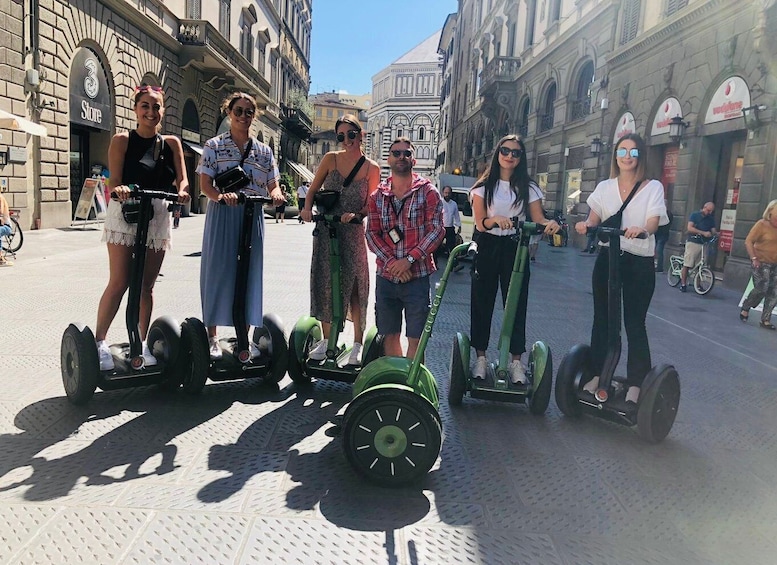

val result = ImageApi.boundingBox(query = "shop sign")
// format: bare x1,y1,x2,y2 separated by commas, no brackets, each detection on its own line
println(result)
726,186,740,205
718,209,737,252
704,76,751,125
613,112,635,144
182,128,201,144
661,146,678,199
69,47,112,132
651,97,682,136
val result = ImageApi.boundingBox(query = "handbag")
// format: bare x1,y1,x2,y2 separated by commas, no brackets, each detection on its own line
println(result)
313,155,367,212
214,140,253,193
121,135,166,224
599,180,642,230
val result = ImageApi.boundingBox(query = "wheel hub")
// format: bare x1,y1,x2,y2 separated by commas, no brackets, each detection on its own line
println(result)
374,424,408,458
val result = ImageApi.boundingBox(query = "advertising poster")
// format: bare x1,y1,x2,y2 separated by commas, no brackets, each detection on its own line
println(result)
718,209,736,253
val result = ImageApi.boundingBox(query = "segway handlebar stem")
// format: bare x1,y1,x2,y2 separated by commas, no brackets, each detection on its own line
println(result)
510,218,546,235
311,214,363,224
586,225,648,239
111,185,180,201
218,193,274,205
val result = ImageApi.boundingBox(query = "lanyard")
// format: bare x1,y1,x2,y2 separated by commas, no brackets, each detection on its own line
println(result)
391,193,409,221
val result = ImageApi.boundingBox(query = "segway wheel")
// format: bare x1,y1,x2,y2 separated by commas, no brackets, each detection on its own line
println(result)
61,324,99,405
342,388,442,486
554,344,591,418
288,323,320,385
148,316,182,390
254,313,288,384
528,346,553,415
448,335,467,406
179,318,209,395
362,333,385,367
693,267,715,295
666,270,681,287
637,365,680,443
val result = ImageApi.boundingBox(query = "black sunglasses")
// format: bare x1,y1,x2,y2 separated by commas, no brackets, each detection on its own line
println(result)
232,107,255,118
391,149,413,158
336,130,360,142
499,146,523,158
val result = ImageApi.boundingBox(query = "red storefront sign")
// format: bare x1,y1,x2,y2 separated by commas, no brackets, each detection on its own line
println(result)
719,209,737,253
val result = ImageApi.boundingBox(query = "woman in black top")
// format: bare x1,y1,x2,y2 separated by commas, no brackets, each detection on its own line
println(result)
95,85,189,371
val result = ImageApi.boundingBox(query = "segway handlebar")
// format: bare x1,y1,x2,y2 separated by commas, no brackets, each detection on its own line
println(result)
586,225,648,239
311,214,363,225
465,241,478,259
218,193,274,205
509,218,547,235
110,186,179,201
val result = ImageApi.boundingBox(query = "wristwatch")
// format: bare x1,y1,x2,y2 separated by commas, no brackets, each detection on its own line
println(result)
406,255,415,264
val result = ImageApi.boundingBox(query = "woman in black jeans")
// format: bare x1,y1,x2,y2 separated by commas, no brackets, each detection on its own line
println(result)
470,135,559,384
574,134,668,403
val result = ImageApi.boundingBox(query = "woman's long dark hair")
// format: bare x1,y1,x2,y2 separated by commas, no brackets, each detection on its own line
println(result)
473,134,533,212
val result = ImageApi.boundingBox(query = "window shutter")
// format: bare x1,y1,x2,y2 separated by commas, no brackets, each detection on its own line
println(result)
620,0,640,44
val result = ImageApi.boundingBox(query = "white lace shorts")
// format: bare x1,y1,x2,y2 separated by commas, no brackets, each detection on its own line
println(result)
101,198,172,251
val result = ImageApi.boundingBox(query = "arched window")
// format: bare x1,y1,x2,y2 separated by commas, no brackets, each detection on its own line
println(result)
571,61,594,121
540,83,556,132
418,126,425,140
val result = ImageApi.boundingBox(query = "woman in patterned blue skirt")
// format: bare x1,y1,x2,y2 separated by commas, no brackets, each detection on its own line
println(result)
197,92,285,359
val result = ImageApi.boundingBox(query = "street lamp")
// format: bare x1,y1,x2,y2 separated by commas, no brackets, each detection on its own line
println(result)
742,105,767,131
668,115,690,144
590,136,602,155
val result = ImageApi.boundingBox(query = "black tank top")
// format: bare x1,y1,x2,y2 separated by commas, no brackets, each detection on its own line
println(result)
122,130,176,190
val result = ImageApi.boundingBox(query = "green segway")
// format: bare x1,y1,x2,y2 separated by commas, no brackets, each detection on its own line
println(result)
341,240,478,486
448,220,552,414
288,191,383,384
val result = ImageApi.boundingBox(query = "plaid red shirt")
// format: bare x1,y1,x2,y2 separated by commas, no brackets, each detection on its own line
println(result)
366,173,444,283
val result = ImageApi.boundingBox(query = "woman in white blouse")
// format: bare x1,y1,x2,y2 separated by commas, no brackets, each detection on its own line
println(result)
470,135,559,384
574,133,668,404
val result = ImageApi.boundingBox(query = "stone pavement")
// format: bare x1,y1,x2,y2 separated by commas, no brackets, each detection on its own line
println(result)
2,215,777,565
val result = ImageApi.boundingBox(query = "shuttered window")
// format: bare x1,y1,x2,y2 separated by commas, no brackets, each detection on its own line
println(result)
620,0,640,45
185,0,201,19
665,0,688,16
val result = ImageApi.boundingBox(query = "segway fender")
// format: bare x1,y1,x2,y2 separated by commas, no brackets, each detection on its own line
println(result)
352,357,440,409
455,332,471,373
530,341,550,394
362,326,380,361
290,316,322,357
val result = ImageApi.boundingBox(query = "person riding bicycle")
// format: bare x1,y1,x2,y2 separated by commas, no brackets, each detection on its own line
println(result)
680,202,717,292
0,193,14,267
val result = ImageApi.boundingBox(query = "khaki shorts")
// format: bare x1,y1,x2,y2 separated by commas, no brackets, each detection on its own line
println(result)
683,241,704,267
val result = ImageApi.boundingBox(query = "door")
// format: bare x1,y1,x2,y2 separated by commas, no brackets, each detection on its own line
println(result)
69,130,90,217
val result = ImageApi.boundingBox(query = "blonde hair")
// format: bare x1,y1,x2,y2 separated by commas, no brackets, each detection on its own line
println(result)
763,199,777,220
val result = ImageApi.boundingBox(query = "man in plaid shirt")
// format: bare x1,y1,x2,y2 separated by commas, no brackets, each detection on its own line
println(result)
366,137,444,358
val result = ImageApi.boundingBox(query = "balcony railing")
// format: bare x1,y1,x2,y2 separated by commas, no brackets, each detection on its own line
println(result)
281,104,313,138
539,113,554,132
570,97,591,122
480,56,522,95
518,123,529,138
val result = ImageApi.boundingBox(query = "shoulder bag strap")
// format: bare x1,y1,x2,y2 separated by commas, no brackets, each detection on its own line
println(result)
342,155,366,188
616,179,643,215
239,139,253,166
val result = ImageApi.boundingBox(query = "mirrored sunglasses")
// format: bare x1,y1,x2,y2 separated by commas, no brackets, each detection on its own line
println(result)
616,148,639,158
391,149,413,158
498,146,522,158
135,85,163,93
232,107,255,118
336,130,360,142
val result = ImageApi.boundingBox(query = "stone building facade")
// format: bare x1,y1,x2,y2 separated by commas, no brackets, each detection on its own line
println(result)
441,0,777,289
0,0,311,229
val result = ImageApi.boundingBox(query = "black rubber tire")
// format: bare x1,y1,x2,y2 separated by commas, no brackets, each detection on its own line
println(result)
448,336,466,407
637,365,680,443
666,269,681,287
1,217,22,253
554,344,591,418
287,329,312,385
693,267,715,295
528,348,553,415
362,333,385,367
180,318,209,395
342,388,442,486
61,323,99,405
148,316,181,389
255,313,288,384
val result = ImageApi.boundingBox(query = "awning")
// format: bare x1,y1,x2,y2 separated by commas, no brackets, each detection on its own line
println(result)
182,141,203,155
287,160,315,182
0,109,48,137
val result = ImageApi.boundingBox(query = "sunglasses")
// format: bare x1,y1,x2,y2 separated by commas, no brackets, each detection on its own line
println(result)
499,146,523,158
232,107,255,118
390,149,413,158
336,130,360,142
135,85,163,93
616,148,639,158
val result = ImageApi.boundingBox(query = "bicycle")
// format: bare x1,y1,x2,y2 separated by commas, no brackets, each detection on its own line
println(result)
1,211,23,259
666,235,718,295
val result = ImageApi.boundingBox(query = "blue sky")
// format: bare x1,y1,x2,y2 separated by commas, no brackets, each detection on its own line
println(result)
309,0,458,96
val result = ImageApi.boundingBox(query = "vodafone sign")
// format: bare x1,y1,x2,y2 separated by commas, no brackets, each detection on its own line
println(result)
613,112,636,144
651,97,682,136
704,76,751,125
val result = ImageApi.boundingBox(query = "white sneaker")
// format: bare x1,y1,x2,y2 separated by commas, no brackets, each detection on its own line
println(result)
626,386,641,404
509,360,528,385
142,341,158,367
347,343,362,366
249,341,261,359
209,337,222,360
97,340,114,371
308,339,328,361
473,356,487,379
583,376,599,394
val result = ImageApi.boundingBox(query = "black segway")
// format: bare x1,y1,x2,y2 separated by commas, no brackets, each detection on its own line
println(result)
449,220,552,414
61,187,184,405
554,226,680,443
288,190,383,385
181,192,288,393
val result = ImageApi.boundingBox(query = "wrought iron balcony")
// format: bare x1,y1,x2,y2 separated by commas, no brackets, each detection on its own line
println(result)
518,123,529,138
570,97,591,122
480,56,522,96
281,104,313,139
539,113,555,132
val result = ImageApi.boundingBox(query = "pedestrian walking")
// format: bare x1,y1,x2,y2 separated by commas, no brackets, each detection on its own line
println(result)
680,201,717,291
740,199,777,329
275,184,287,223
297,181,309,224
439,185,461,258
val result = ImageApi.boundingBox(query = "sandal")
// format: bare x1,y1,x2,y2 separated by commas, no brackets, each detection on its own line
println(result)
739,310,749,322
760,321,776,330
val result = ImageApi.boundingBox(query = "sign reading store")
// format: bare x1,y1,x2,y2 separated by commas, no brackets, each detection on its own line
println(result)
69,47,112,131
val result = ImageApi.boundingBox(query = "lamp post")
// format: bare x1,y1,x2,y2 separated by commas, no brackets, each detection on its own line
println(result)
668,115,689,145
